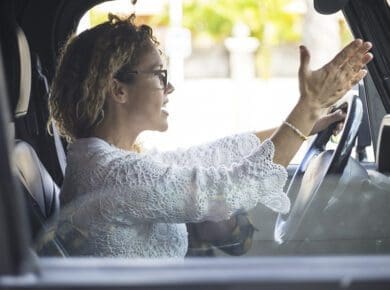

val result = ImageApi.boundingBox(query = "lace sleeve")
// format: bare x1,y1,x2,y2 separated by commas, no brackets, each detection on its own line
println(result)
149,133,262,168
97,138,290,224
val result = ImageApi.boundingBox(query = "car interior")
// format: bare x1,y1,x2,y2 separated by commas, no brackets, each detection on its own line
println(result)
1,0,390,289
1,0,390,255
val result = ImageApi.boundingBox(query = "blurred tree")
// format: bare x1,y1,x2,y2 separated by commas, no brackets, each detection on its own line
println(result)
150,0,302,78
150,0,301,45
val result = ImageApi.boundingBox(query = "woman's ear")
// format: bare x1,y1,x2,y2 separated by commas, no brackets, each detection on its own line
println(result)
111,79,128,104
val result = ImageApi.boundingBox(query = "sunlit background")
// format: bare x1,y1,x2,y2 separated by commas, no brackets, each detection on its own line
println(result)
78,0,357,163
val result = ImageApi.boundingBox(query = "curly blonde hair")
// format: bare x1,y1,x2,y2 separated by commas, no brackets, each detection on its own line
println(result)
48,13,159,144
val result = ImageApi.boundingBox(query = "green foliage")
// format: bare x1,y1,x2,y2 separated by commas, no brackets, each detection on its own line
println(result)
87,1,302,46
151,0,302,45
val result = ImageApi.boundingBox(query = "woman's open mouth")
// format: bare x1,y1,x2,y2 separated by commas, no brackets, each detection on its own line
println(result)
161,100,169,115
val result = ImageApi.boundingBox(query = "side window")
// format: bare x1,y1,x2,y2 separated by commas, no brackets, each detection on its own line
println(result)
46,0,377,260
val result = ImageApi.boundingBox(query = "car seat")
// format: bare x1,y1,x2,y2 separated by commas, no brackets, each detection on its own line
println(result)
9,24,66,256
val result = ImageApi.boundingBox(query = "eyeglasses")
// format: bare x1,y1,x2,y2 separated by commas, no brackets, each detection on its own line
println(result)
115,69,168,90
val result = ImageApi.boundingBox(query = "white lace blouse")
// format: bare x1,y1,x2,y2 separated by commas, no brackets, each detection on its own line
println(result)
58,133,290,258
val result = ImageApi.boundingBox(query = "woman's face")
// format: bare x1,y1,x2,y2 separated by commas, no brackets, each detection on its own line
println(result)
120,44,174,132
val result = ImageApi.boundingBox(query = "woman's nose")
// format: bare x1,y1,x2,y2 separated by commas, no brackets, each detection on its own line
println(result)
165,82,175,94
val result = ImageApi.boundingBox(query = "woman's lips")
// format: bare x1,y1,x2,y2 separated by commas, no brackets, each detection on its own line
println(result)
161,100,169,115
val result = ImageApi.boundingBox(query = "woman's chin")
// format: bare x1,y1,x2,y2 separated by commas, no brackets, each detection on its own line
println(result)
157,121,169,132
147,116,168,132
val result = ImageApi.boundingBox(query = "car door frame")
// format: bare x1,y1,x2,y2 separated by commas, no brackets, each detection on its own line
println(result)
2,0,390,289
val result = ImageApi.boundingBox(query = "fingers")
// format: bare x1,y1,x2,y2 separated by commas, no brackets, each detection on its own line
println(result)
338,66,368,91
329,109,346,122
299,45,311,76
350,69,368,86
322,109,345,126
321,40,371,101
333,122,344,136
341,42,372,75
342,41,373,72
334,40,372,93
327,109,345,136
330,39,364,69
310,109,346,135
361,51,374,65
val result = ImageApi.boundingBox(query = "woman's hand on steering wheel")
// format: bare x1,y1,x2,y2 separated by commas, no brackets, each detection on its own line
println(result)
310,109,347,136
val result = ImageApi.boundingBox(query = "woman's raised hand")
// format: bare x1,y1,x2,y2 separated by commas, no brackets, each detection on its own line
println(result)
262,39,373,167
298,39,373,115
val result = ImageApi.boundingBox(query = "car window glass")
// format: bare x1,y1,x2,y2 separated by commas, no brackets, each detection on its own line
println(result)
36,0,386,260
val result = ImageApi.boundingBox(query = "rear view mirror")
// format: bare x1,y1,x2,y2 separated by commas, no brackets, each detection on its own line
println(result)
314,0,349,14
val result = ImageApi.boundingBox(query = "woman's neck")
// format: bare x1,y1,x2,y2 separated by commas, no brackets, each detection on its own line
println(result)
92,121,141,152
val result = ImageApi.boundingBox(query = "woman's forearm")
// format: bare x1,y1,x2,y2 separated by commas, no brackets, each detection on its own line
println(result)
254,101,319,168
269,100,320,167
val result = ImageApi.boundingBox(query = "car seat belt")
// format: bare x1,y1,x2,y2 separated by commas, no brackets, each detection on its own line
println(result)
35,56,67,175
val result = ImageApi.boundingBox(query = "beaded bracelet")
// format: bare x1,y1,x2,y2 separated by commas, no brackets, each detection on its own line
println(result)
283,121,308,141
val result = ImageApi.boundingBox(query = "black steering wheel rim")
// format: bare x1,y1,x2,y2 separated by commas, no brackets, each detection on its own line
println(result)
274,94,364,244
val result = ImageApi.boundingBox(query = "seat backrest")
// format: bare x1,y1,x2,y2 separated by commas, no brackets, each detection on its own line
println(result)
14,140,67,257
14,140,60,236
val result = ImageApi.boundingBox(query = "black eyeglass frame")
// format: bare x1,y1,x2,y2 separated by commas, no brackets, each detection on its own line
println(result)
115,69,168,89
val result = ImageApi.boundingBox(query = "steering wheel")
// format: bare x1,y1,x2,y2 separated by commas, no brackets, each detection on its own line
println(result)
274,94,363,244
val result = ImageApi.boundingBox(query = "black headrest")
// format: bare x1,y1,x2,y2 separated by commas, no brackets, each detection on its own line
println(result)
314,0,349,14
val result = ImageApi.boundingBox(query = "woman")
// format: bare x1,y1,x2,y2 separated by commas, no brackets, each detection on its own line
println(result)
44,14,372,258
